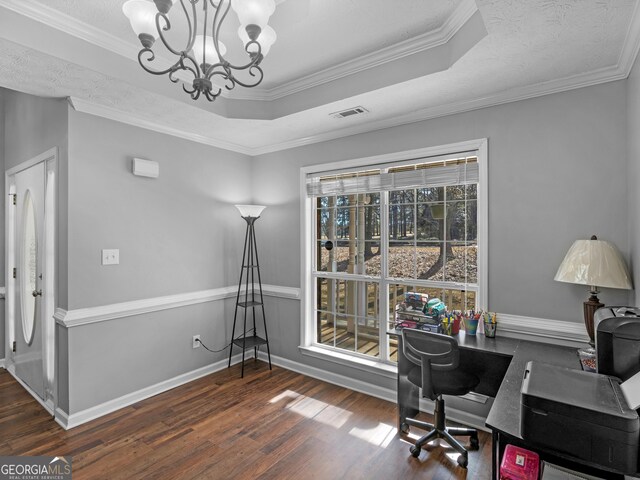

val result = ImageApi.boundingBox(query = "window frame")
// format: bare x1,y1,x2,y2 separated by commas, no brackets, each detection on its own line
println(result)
299,139,488,369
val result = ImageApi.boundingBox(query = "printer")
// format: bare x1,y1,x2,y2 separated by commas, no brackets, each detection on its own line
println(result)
595,306,640,381
521,361,640,473
520,307,640,473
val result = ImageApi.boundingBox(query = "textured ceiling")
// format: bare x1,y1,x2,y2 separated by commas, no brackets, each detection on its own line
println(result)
0,0,637,154
35,0,464,89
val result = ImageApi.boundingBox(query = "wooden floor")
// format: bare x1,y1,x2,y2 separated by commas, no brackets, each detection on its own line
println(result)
0,362,492,479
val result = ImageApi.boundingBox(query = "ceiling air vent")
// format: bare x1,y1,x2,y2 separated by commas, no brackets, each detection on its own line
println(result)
331,106,369,119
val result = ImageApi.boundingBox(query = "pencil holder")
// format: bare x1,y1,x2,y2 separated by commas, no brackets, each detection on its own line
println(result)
484,321,497,338
451,316,461,335
441,323,452,336
464,318,479,335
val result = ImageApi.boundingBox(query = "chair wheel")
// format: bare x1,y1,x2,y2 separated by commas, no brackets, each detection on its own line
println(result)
400,422,410,434
457,454,468,468
409,445,421,458
470,433,479,450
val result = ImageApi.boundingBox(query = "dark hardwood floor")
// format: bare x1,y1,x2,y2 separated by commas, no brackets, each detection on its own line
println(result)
0,361,492,479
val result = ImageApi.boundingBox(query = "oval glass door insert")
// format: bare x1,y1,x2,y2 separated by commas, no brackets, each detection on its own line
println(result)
21,189,38,344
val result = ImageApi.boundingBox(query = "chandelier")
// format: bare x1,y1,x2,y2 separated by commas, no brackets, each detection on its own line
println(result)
123,0,277,101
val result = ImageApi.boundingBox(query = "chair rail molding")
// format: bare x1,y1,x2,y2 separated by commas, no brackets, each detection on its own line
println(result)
55,284,301,328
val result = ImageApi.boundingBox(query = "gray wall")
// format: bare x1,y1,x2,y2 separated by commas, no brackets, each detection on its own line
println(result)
67,111,250,308
64,111,252,413
628,52,640,305
251,81,631,379
0,90,4,361
2,75,637,414
3,90,70,308
2,89,70,407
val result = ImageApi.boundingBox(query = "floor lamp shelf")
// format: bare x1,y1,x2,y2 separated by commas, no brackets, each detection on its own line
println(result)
228,205,272,378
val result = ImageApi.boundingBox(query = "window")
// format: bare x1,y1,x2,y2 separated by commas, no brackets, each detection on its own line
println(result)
300,140,487,368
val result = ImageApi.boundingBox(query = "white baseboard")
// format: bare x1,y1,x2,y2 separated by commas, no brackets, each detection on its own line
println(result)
257,351,489,432
0,358,5,369
55,345,486,432
55,352,251,430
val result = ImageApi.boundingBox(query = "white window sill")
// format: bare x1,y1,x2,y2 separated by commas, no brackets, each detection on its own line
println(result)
299,345,398,380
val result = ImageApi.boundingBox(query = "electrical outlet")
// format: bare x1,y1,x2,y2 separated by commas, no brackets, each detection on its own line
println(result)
192,335,201,349
101,249,120,265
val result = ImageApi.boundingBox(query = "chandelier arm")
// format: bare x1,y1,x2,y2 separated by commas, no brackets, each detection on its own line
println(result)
228,65,264,88
154,13,179,57
181,52,203,78
217,39,261,73
204,84,222,100
155,0,196,57
211,0,231,64
182,83,197,94
138,49,182,76
201,0,210,65
182,0,198,53
208,67,238,92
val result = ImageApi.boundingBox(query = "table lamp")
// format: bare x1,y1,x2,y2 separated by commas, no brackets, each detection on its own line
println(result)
554,235,632,346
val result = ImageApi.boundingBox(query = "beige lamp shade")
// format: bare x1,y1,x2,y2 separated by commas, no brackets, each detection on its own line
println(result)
235,204,266,218
554,237,632,290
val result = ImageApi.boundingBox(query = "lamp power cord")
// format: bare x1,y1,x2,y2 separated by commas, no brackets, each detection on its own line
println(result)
196,332,257,353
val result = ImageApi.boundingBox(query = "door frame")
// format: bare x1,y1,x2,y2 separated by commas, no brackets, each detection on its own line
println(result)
5,147,57,414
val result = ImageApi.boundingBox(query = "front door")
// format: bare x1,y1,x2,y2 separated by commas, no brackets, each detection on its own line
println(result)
13,161,46,400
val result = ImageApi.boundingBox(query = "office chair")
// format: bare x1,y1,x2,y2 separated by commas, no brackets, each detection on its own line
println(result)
401,328,480,468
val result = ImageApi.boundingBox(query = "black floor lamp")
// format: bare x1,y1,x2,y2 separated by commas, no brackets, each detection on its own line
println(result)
228,205,272,378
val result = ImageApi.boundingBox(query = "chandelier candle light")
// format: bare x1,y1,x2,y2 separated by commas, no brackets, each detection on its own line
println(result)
123,0,277,101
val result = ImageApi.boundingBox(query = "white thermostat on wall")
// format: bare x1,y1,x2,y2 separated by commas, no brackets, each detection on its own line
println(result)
132,158,159,178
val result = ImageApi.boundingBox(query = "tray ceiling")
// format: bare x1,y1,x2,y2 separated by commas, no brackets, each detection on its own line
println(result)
0,0,638,155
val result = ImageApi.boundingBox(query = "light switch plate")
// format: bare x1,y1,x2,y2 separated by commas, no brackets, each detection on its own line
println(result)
102,249,119,265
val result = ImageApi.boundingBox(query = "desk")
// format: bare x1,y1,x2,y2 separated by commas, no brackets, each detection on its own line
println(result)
486,340,628,479
393,330,630,479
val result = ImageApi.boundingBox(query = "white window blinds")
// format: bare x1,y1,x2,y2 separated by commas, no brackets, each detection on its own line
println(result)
306,156,478,197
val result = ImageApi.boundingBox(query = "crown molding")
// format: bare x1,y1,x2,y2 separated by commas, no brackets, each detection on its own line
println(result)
42,0,640,157
228,0,479,101
2,0,477,103
68,97,254,156
69,59,631,157
619,0,640,77
1,0,138,60
250,63,630,155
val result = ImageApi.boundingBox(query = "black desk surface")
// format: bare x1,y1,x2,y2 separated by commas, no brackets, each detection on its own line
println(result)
390,329,519,355
449,330,520,357
391,328,620,477
390,328,580,435
485,340,579,438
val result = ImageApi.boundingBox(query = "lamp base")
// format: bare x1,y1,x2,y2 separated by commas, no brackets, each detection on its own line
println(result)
583,292,603,347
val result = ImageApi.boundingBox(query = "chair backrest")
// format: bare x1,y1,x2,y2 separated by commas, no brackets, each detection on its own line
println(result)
401,329,460,400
